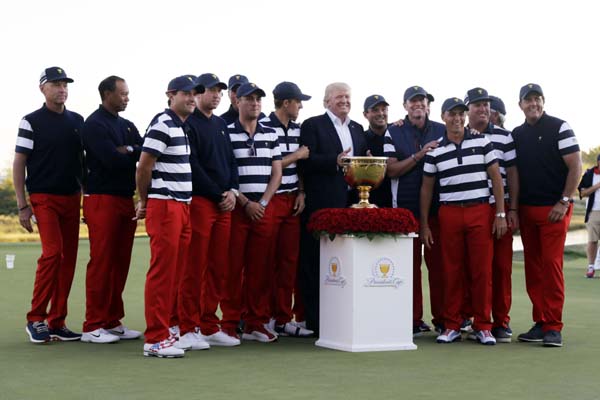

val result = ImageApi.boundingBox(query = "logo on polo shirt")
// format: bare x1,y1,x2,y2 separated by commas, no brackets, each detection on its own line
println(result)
364,257,403,288
324,257,346,288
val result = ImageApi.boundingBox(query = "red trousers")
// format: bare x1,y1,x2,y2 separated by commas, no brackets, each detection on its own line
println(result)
268,193,302,325
439,204,493,331
27,193,80,328
178,196,231,336
414,215,444,327
519,204,571,332
82,195,137,332
144,199,191,343
490,204,513,329
221,204,276,330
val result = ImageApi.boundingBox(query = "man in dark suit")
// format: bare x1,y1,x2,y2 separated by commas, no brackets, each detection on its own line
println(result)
299,82,367,334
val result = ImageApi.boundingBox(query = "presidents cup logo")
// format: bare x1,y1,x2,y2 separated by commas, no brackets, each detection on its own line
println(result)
365,257,403,288
324,257,346,288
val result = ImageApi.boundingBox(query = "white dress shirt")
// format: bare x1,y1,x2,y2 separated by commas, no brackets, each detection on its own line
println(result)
326,109,354,156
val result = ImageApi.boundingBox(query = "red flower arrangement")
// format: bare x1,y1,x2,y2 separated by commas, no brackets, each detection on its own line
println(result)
307,208,419,241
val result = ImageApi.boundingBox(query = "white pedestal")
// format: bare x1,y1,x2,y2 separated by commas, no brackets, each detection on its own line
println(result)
316,234,417,352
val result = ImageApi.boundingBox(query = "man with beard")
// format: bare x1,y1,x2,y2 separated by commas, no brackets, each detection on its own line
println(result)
362,94,392,208
136,75,203,358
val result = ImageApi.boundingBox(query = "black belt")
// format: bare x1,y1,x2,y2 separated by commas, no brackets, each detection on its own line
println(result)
276,190,299,196
440,199,488,207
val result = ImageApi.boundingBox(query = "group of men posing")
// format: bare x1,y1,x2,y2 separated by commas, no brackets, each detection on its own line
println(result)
14,66,581,358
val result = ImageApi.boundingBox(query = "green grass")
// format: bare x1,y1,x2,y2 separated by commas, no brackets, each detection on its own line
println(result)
0,239,598,400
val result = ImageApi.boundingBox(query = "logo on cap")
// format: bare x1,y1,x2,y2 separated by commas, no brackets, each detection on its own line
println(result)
251,83,256,88
414,86,419,90
187,76,193,82
454,98,459,102
374,95,379,99
57,68,62,74
529,84,533,88
478,89,483,94
212,74,216,79
236,75,240,80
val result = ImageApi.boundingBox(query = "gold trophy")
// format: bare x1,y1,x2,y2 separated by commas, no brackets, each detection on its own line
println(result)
379,263,390,278
341,156,388,208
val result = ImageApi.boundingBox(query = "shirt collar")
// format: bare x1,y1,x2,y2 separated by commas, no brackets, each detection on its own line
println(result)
440,128,471,146
99,104,119,119
233,119,267,136
326,109,350,127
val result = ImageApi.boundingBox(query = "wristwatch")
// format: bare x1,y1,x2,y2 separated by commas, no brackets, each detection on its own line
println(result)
259,199,269,208
230,188,240,198
560,196,572,205
495,212,506,218
126,145,134,153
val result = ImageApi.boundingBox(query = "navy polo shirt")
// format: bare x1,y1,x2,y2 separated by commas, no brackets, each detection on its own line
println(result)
187,109,239,202
81,105,143,197
383,116,445,217
512,112,580,206
220,105,238,126
365,127,392,208
16,104,84,195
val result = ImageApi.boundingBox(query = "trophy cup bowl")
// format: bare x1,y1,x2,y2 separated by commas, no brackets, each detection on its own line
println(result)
341,156,388,208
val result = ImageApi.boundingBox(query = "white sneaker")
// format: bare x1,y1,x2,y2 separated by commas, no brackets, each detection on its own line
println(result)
143,338,184,358
436,329,462,343
275,322,314,337
203,330,241,347
81,328,120,344
169,325,180,339
175,331,210,350
264,321,278,338
107,325,142,340
474,330,496,345
295,321,308,329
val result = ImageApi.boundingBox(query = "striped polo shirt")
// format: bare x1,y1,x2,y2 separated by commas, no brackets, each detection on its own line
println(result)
15,104,84,195
228,120,282,201
423,129,498,204
260,112,300,193
478,123,516,204
141,109,192,202
512,112,580,206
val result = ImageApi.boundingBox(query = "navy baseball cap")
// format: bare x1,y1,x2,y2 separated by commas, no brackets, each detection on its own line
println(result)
520,83,544,100
228,74,249,91
236,82,266,98
196,73,227,90
489,96,506,115
167,75,204,93
363,94,389,112
442,97,469,114
464,87,491,105
39,66,73,85
273,81,311,101
404,85,431,102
